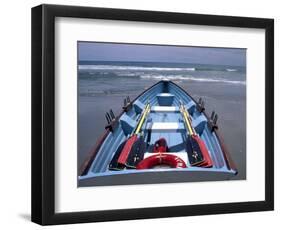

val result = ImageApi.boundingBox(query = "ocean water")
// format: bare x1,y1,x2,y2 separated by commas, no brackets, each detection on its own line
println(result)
78,61,246,180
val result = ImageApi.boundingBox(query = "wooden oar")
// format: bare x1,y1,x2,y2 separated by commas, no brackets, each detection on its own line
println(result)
180,103,213,167
116,103,151,168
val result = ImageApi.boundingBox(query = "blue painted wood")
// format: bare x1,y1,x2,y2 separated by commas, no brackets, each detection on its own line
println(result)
157,93,174,106
79,80,237,182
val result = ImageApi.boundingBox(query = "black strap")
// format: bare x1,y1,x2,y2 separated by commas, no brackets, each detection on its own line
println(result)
186,135,204,166
126,136,146,168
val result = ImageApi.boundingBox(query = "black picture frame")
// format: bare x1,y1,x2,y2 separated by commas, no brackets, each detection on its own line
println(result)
31,4,274,225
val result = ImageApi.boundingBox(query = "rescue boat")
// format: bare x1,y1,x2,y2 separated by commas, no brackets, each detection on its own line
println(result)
79,80,237,186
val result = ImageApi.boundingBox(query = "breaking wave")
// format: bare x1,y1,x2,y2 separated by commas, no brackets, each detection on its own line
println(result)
79,65,196,71
140,74,246,85
79,65,237,72
226,68,238,72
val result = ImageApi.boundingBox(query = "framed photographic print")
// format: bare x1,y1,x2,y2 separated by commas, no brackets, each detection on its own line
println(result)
31,4,274,225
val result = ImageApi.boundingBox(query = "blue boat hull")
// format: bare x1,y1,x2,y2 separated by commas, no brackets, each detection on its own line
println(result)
79,80,237,186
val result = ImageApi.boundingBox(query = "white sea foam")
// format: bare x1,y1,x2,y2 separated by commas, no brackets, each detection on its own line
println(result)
140,74,246,85
226,68,237,72
116,73,140,77
79,65,196,71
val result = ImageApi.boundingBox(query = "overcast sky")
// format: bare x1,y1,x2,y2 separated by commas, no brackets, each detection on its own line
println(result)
78,42,246,66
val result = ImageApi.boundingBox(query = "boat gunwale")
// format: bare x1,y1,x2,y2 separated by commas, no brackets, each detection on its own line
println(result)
79,80,238,176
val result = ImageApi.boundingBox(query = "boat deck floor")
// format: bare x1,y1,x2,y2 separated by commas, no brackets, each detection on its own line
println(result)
144,111,188,155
